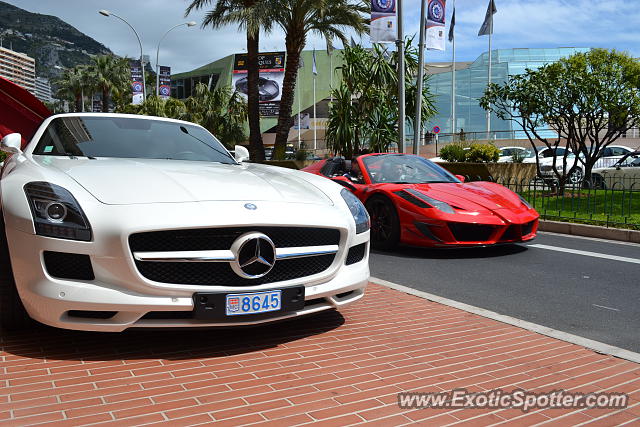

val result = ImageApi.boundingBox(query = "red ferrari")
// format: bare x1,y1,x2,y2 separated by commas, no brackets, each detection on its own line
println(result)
304,153,539,249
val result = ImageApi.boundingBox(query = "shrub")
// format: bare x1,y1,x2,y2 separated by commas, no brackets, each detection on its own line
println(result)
511,149,526,163
439,144,467,162
465,143,500,163
0,151,7,163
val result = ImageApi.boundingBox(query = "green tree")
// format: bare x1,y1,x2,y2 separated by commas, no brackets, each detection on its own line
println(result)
87,55,130,113
184,83,248,147
270,0,368,160
186,0,272,161
327,41,436,158
54,66,88,112
481,49,640,189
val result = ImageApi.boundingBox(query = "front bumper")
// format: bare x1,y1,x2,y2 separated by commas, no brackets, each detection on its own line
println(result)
5,201,370,331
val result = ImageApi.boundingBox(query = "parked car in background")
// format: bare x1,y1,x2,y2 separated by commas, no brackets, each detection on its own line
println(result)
591,151,640,190
497,146,528,163
584,145,635,169
304,154,539,249
0,113,370,331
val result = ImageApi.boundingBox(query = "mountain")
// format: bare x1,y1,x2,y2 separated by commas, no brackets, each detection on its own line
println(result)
0,1,112,79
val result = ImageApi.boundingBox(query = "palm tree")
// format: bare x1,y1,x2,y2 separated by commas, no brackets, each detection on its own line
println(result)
184,83,248,147
88,55,130,112
55,66,88,112
186,0,272,160
269,0,368,159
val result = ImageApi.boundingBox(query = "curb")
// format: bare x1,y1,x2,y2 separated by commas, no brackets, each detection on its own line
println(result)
370,276,640,364
538,220,640,244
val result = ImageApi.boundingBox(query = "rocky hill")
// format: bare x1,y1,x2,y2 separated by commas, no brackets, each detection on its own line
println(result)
0,1,112,79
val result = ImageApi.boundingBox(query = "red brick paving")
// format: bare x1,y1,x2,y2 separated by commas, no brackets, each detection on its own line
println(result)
1,283,639,426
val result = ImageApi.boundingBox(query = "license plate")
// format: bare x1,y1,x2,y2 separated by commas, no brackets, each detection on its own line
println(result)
225,290,282,316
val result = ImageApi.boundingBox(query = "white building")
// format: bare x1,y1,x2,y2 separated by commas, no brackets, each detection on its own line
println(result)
35,76,52,103
0,46,36,94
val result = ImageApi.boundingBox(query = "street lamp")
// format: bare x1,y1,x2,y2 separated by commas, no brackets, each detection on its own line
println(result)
98,9,146,102
156,22,196,97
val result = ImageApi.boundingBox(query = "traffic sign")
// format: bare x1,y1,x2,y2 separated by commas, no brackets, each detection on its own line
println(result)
433,126,441,134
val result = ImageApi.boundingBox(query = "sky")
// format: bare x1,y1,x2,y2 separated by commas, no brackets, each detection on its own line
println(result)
6,0,640,74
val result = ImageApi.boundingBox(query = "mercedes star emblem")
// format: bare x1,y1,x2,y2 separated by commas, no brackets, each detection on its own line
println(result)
230,232,276,279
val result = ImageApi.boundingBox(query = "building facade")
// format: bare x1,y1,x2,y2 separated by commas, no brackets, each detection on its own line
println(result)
34,76,52,103
0,46,36,94
425,47,591,141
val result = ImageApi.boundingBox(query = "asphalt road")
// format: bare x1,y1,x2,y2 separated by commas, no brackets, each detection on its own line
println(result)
369,232,640,353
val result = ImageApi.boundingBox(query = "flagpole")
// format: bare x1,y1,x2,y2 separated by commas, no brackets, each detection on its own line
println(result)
451,1,456,139
413,0,427,155
486,7,493,141
397,0,406,153
313,72,317,150
297,65,301,147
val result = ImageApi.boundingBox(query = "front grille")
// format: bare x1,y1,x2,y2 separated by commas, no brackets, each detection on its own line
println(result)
448,223,495,242
135,254,335,286
500,225,520,241
345,243,367,265
522,220,536,236
130,227,340,252
43,251,95,280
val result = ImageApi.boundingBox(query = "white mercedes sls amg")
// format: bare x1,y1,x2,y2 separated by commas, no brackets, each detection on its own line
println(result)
0,113,370,331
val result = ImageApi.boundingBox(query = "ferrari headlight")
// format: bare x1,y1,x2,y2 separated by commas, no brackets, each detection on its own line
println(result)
24,182,92,241
341,188,369,234
404,189,455,214
518,195,533,209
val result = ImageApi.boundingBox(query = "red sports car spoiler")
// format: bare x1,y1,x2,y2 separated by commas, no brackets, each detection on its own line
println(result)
0,76,52,149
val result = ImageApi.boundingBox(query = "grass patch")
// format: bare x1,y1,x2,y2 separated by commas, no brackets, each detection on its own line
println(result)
520,189,640,230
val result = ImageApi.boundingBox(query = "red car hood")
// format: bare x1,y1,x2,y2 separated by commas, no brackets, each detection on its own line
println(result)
406,181,525,213
0,76,51,148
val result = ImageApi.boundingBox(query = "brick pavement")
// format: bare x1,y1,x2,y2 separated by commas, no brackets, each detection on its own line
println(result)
1,283,638,426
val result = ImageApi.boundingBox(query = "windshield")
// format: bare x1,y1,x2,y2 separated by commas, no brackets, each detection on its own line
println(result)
32,116,236,164
363,155,460,184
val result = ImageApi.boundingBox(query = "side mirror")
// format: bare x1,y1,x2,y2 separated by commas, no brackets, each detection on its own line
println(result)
234,145,250,163
1,133,22,154
455,174,466,183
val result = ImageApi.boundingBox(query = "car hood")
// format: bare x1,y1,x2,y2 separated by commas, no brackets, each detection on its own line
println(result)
35,157,333,205
405,182,525,213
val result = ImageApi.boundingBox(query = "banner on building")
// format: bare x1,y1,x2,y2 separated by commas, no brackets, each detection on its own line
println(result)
232,51,285,117
370,0,396,43
92,100,102,113
158,66,171,99
130,59,144,105
426,0,447,51
293,113,310,130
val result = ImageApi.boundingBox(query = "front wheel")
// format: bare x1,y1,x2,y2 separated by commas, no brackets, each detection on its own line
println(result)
569,168,584,184
0,215,32,331
365,196,400,250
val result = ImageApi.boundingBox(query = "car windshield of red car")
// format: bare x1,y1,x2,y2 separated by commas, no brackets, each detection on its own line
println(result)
363,155,460,184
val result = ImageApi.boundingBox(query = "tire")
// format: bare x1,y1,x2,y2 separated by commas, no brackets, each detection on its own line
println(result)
569,168,584,184
365,195,400,250
0,213,32,331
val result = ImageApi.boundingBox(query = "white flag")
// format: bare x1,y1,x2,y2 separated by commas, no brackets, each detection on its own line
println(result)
370,0,397,43
426,0,447,51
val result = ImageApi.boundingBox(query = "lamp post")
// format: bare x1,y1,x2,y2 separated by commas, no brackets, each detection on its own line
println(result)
156,22,196,97
98,9,146,102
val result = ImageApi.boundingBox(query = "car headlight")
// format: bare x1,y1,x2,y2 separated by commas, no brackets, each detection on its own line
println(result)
404,189,455,214
518,195,533,209
340,188,369,234
24,182,92,241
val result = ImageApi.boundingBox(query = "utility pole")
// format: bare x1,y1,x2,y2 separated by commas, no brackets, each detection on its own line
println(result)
397,0,405,153
413,0,427,155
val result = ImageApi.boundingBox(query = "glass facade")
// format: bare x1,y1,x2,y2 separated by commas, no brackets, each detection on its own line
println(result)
425,47,591,141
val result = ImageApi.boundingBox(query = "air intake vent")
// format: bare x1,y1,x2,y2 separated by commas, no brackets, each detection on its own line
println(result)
345,243,367,265
43,251,94,280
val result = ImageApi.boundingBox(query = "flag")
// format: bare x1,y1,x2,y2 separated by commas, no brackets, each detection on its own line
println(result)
312,49,318,76
370,0,396,43
426,0,447,51
448,7,455,42
478,0,497,36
